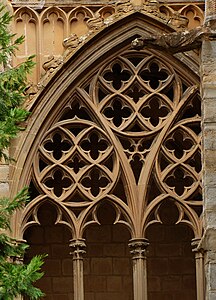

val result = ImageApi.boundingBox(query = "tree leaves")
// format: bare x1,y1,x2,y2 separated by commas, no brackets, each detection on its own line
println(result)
0,5,34,161
0,5,45,299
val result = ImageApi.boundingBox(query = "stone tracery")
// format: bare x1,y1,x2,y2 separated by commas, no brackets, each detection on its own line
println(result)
5,0,209,297
27,49,202,242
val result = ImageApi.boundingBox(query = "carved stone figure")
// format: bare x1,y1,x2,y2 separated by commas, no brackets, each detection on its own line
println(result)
132,26,216,53
63,33,80,58
24,83,39,100
115,0,133,15
43,55,63,73
142,0,159,14
87,12,104,31
39,55,63,86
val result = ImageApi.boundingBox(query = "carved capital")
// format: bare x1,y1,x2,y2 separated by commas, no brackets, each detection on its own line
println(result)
191,238,204,257
70,239,86,260
11,239,28,264
128,238,149,259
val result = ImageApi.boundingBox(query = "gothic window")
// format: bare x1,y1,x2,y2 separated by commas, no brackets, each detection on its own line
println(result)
24,48,202,300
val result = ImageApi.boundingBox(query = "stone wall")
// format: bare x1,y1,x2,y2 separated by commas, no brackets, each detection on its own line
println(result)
146,202,196,300
84,204,133,300
24,203,73,300
147,223,196,300
201,37,216,300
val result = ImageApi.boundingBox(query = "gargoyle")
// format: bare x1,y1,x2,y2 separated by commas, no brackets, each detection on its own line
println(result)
132,26,216,53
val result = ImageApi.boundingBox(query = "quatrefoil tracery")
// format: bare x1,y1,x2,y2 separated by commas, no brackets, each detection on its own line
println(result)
98,56,176,133
32,50,202,231
36,122,117,202
140,97,171,127
103,98,133,128
164,129,195,160
164,166,196,197
43,132,72,161
81,168,111,197
102,62,132,90
43,168,73,198
139,62,169,90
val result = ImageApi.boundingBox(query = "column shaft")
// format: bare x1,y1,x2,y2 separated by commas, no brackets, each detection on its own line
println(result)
129,238,149,300
192,239,205,300
70,239,86,300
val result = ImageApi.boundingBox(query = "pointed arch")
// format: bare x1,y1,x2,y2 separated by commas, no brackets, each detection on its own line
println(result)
10,12,201,243
40,7,67,62
68,6,94,37
13,7,40,82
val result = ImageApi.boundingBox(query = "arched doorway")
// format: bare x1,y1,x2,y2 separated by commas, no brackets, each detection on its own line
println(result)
13,13,203,300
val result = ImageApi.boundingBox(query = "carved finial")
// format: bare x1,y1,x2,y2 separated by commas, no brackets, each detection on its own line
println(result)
143,0,159,13
115,0,134,15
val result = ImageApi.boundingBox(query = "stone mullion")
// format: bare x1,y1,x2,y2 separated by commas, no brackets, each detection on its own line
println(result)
129,238,149,300
70,239,86,300
192,238,205,300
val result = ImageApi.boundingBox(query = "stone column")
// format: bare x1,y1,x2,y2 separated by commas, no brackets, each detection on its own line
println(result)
70,239,86,300
201,0,216,297
128,238,149,300
192,238,205,300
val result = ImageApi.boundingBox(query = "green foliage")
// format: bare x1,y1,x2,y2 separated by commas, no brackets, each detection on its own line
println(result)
0,189,46,299
0,255,45,300
0,4,45,299
0,4,34,161
0,187,30,231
